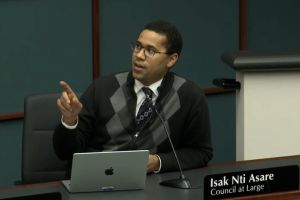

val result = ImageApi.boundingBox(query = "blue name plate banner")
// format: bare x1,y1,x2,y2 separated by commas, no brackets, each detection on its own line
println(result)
204,165,299,199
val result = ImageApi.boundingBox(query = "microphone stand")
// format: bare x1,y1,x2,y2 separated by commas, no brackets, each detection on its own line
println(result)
154,108,192,189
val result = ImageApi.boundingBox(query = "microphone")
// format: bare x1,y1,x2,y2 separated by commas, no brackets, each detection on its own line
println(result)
154,107,192,189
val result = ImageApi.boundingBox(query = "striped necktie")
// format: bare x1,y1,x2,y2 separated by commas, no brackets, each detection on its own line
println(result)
136,87,154,130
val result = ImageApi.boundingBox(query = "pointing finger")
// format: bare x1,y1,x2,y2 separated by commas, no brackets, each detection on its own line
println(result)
60,81,75,95
62,91,71,104
60,92,73,111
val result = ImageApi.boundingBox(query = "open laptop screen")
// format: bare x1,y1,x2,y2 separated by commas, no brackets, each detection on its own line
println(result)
62,150,149,192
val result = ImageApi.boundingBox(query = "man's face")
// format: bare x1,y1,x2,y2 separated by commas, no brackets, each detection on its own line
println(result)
132,29,178,86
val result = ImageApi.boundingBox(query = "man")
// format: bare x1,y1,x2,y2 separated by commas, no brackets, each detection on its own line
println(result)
53,20,213,176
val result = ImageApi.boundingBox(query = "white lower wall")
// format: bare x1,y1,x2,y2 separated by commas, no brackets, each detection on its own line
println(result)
236,71,300,160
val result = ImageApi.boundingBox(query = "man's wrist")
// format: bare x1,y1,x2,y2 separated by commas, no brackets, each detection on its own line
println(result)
61,116,78,129
62,116,77,126
153,154,161,173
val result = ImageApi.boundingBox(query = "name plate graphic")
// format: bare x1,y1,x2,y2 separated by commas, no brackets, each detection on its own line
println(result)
204,165,299,199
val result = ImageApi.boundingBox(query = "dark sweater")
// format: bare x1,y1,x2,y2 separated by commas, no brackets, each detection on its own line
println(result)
53,71,213,173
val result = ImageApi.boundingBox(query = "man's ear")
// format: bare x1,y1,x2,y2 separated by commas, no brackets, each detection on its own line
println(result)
166,53,179,69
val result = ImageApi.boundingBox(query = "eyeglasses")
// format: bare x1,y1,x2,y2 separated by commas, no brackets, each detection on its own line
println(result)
131,42,170,57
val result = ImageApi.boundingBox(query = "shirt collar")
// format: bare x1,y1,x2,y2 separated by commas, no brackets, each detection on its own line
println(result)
134,79,163,97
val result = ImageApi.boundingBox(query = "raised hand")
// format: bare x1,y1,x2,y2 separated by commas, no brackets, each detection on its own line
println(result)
57,81,83,126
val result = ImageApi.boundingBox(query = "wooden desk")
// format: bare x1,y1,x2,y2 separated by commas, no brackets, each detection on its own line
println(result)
228,190,300,200
1,155,300,200
0,169,205,200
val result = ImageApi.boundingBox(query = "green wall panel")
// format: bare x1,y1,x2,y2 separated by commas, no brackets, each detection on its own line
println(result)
0,0,92,113
0,0,238,186
248,0,300,50
99,0,238,87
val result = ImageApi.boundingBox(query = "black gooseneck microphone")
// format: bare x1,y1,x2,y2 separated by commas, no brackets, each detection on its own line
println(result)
154,107,192,189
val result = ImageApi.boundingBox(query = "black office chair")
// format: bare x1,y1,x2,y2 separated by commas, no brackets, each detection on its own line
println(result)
21,93,67,184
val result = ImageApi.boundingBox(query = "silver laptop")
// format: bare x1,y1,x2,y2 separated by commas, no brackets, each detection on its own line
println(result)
62,150,149,193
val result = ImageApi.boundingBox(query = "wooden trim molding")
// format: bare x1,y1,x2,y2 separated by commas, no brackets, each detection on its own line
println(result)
239,0,247,50
0,112,24,122
92,0,100,79
204,87,235,95
0,87,235,122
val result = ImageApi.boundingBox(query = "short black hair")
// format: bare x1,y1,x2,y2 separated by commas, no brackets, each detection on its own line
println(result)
143,20,183,56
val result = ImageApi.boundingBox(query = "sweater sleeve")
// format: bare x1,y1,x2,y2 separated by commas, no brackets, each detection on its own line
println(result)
157,85,213,172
